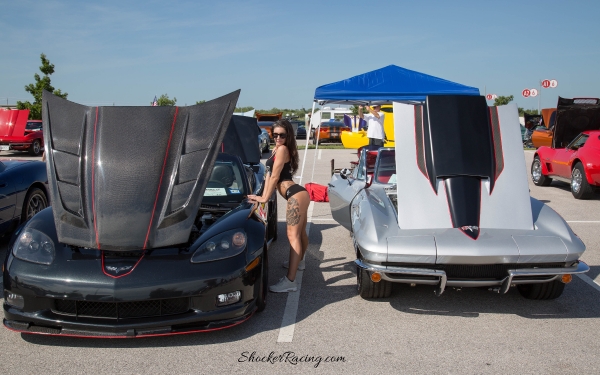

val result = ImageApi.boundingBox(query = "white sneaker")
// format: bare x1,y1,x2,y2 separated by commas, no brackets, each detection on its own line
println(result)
269,276,297,293
283,258,305,270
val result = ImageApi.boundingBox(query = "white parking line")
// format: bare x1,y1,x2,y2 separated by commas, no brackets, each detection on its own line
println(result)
576,274,600,293
277,201,314,343
318,149,322,160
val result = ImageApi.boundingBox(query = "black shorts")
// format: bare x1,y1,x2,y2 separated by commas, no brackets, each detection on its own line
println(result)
368,138,384,150
285,184,307,200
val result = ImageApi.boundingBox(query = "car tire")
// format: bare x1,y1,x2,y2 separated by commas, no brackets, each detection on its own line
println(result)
21,187,48,223
571,162,594,199
256,246,268,312
517,279,565,300
357,265,392,299
531,156,552,186
29,139,42,156
270,198,278,242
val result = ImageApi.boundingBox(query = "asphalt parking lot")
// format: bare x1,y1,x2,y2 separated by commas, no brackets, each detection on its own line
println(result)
1,148,599,375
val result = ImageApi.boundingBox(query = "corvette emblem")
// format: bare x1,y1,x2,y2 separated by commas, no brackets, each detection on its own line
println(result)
105,265,133,274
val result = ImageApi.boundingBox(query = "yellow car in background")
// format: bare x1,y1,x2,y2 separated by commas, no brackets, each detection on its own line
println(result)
341,105,395,149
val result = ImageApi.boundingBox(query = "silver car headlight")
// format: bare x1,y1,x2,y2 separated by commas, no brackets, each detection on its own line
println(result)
191,229,247,263
13,228,55,265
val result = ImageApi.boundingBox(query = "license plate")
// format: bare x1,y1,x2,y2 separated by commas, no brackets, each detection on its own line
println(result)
330,132,339,137
0,145,9,151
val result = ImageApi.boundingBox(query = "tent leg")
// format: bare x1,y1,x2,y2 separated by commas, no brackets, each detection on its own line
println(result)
298,101,316,185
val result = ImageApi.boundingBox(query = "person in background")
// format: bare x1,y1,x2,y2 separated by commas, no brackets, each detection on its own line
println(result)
359,104,386,150
248,119,310,293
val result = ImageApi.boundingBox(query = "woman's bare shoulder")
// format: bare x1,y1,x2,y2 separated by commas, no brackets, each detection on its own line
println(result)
275,145,290,157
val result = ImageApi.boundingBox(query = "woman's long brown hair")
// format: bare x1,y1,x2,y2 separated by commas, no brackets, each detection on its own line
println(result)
273,119,299,175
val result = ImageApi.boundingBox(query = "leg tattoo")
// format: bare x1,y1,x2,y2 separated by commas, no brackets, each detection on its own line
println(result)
286,197,301,226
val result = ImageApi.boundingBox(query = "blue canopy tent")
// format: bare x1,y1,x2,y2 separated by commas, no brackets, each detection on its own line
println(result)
300,65,480,183
314,64,480,105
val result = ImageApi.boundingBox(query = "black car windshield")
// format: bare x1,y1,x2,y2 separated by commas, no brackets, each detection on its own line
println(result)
375,149,396,184
26,122,42,131
202,158,247,204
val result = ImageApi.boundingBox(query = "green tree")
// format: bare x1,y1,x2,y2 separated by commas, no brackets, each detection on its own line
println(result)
156,94,176,106
493,95,514,106
17,53,68,119
195,100,206,105
518,107,539,116
234,106,254,112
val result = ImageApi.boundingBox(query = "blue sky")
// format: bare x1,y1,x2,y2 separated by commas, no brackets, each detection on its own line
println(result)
1,0,599,111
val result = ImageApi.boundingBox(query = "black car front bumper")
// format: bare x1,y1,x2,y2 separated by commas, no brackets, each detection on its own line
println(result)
3,248,264,338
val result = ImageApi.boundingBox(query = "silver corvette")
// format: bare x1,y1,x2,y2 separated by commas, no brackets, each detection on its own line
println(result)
328,95,589,299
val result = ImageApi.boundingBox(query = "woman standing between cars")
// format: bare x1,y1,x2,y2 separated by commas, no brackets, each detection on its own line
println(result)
248,119,310,293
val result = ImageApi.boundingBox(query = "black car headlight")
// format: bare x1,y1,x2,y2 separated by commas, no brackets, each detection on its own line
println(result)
12,228,55,265
191,229,247,263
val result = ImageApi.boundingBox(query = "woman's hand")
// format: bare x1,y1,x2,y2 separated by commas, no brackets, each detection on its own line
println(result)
247,194,268,203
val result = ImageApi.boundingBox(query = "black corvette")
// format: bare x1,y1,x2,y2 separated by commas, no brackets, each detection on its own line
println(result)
0,159,48,237
3,91,277,338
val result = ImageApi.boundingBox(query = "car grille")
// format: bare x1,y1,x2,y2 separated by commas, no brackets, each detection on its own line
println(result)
382,263,566,279
53,298,190,319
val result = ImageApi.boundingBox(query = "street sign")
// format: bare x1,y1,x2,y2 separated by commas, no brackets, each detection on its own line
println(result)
522,89,531,98
486,94,493,100
550,79,558,88
542,80,550,88
530,89,538,97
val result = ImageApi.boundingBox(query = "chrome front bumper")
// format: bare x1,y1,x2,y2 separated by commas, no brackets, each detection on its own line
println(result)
355,259,590,296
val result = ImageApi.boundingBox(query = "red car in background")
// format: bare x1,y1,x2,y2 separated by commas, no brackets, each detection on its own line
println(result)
532,97,600,199
0,109,44,156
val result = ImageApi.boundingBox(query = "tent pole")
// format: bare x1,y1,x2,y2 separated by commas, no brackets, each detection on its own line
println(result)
298,101,317,185
309,104,323,183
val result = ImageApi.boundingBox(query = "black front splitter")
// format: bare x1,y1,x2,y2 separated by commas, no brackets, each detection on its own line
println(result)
4,312,254,338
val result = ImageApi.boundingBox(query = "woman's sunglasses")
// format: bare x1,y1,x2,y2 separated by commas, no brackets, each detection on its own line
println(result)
273,132,287,139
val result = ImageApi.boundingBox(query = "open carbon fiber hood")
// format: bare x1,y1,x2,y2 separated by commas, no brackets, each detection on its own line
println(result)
223,115,260,165
42,90,239,250
553,97,600,148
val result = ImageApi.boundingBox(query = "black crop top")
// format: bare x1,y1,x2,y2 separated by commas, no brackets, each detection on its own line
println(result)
266,153,294,183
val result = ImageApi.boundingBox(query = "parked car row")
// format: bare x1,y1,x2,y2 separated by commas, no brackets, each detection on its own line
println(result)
531,97,600,199
0,110,44,156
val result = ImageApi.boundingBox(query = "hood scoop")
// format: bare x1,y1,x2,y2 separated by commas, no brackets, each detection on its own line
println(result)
42,90,239,251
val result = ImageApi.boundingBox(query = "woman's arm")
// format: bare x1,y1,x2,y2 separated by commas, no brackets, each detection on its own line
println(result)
248,146,289,203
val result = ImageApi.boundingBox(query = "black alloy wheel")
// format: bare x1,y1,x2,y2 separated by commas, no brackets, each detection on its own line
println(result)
29,139,42,156
22,187,48,222
256,246,268,312
270,199,278,242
